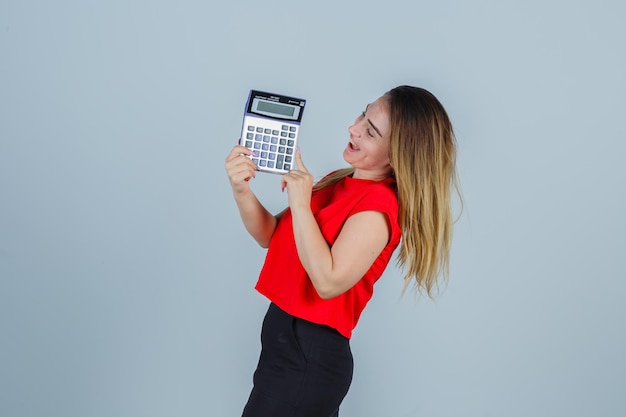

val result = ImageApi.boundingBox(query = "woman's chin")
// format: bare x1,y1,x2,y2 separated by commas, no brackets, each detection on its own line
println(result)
342,148,355,164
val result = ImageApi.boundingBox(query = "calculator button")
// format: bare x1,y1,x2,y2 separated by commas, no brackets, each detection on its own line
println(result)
281,131,288,137
264,128,271,134
272,130,279,135
245,140,253,147
289,133,295,138
263,135,270,142
246,132,253,139
285,156,292,163
279,146,285,153
289,126,297,132
252,158,259,164
255,134,263,141
284,163,291,170
268,153,276,160
267,161,275,168
256,127,263,133
254,142,261,149
262,144,269,150
247,126,255,131
270,145,277,152
280,138,286,145
288,140,294,146
286,147,293,155
271,137,278,144
282,125,289,130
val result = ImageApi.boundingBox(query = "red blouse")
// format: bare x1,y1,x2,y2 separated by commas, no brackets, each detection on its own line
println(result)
255,175,401,339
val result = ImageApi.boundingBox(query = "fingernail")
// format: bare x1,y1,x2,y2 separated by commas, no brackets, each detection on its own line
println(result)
296,146,301,154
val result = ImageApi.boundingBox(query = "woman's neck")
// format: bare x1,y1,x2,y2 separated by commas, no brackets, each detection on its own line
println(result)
351,168,392,181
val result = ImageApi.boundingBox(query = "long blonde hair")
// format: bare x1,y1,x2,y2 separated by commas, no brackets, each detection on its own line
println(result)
388,86,459,297
314,86,460,297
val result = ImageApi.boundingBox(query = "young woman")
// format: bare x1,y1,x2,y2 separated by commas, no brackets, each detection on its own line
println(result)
225,85,459,417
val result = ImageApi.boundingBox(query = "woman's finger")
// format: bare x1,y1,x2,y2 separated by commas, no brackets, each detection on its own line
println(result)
294,149,309,173
225,145,253,162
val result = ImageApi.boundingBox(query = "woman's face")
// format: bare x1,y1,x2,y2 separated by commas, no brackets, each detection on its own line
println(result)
343,96,392,180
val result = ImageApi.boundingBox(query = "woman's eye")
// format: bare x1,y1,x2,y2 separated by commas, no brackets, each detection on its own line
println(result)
361,111,374,137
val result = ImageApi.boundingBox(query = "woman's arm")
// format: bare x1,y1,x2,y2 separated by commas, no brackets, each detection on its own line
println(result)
225,145,279,248
292,209,389,299
282,152,390,299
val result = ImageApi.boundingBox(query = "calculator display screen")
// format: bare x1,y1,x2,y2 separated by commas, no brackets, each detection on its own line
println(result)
257,100,295,117
252,98,300,120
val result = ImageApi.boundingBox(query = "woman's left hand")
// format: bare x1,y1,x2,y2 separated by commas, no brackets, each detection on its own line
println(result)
281,151,313,211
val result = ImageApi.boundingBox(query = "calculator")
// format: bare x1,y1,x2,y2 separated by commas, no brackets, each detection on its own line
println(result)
240,90,306,174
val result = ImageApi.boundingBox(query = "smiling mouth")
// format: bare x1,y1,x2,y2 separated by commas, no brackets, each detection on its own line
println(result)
348,141,360,151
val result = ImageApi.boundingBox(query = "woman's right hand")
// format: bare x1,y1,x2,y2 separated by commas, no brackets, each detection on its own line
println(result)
225,145,257,194
225,145,258,195
224,144,278,247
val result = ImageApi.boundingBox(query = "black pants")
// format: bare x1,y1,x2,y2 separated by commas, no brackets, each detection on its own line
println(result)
242,303,354,417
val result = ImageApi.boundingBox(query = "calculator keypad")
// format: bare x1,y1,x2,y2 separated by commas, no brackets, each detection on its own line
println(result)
243,122,298,173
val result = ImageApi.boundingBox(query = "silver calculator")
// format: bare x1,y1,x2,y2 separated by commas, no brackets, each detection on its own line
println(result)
240,90,306,174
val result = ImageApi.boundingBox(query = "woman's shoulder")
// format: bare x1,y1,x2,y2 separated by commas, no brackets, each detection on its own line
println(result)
347,177,398,212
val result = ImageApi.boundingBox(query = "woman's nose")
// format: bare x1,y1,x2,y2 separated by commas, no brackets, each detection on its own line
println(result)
348,123,359,137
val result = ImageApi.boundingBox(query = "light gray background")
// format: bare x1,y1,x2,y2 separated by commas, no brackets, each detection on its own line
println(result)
1,1,625,416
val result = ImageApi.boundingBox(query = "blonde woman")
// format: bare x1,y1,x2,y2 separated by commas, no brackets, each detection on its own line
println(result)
225,85,459,417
